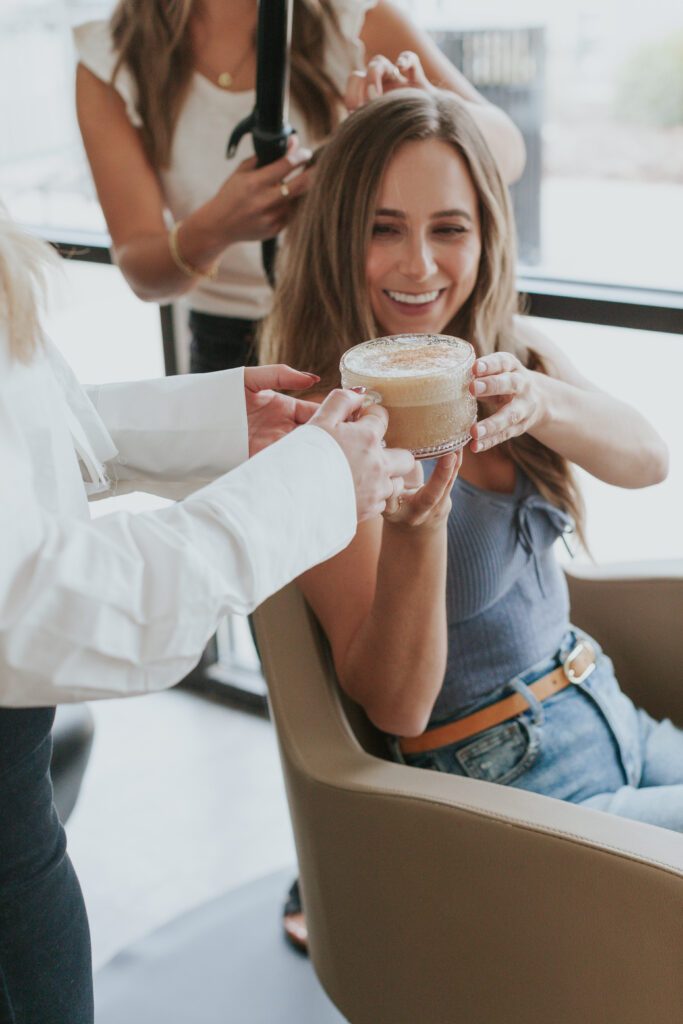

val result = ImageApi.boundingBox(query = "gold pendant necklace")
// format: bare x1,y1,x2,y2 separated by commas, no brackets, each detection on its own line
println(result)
198,35,255,91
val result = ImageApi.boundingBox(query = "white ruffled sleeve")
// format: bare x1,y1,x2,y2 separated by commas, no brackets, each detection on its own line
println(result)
73,20,142,128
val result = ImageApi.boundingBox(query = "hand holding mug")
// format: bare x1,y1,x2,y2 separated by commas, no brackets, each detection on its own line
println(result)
469,354,544,452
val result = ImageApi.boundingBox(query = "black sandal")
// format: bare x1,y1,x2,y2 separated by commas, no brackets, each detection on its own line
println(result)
282,877,308,954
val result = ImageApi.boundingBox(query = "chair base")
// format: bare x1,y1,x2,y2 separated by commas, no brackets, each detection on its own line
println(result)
94,869,347,1023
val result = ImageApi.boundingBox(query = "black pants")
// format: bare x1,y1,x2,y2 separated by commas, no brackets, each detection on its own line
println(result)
0,708,93,1024
188,311,260,373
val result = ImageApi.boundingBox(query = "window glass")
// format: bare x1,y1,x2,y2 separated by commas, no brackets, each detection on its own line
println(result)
396,0,682,289
0,0,111,234
529,318,682,563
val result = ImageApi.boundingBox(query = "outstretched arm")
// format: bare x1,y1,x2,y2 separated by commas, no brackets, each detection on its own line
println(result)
356,1,526,183
469,322,669,488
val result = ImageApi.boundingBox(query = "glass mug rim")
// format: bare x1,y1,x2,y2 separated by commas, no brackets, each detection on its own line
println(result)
339,332,475,383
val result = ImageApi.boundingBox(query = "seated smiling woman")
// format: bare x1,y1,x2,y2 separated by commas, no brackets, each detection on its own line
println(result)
260,87,683,950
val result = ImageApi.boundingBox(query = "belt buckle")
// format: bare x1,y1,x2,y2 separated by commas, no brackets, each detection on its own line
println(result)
563,640,596,684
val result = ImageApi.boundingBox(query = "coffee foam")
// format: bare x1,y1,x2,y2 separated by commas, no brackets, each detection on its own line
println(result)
343,336,471,379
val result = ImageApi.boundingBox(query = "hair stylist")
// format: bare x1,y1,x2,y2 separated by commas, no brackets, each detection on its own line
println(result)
74,0,525,373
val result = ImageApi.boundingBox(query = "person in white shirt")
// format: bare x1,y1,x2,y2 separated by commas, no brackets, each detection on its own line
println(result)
0,214,415,1023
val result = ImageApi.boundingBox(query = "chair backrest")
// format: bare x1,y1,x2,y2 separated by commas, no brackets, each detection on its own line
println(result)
565,561,683,726
253,579,683,1024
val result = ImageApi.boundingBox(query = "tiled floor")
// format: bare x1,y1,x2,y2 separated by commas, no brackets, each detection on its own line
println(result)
65,685,297,971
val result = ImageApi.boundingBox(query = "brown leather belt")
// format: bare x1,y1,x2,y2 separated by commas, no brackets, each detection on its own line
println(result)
399,640,597,757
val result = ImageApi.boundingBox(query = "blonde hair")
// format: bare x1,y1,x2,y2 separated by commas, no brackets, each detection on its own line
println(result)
110,0,345,169
0,211,59,363
261,89,586,543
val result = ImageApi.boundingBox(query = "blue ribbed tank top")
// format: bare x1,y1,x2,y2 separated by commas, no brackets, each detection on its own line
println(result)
428,465,573,725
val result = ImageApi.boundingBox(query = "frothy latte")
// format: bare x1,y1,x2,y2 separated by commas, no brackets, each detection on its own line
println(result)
340,334,477,457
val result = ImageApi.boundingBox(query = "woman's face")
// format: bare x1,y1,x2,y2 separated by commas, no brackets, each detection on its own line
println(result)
366,138,482,337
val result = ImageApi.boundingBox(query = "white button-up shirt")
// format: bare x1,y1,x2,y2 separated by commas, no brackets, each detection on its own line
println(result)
0,332,356,707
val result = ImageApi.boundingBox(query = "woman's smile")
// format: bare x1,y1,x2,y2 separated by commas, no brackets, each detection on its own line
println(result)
382,287,447,316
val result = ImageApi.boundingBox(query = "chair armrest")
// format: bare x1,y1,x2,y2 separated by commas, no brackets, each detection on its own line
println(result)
566,560,683,726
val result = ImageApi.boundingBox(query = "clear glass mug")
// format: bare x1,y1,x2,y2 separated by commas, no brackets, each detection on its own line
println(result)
340,333,477,458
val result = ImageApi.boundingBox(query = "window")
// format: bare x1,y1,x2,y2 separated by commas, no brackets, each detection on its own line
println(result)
398,0,683,289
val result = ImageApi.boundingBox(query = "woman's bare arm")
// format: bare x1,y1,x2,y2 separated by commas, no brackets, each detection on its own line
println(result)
359,1,526,183
76,64,312,302
470,321,669,488
299,453,460,737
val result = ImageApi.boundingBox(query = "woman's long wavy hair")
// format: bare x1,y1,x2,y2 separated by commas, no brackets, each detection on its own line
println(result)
110,0,345,169
0,211,59,363
261,89,586,543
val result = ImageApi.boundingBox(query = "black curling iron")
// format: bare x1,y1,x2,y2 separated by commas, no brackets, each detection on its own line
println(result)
227,0,294,287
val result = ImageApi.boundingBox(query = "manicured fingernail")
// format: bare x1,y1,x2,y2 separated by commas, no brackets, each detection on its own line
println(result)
367,84,379,100
289,147,312,165
350,385,366,394
474,380,486,394
476,360,487,373
476,424,487,437
305,372,320,380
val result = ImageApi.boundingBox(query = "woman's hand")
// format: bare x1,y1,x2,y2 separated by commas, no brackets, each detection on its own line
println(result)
211,139,313,245
345,50,432,110
469,354,546,452
382,449,462,526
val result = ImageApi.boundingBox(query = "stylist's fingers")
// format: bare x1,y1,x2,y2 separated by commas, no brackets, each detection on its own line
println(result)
279,163,314,200
255,141,312,189
344,55,407,110
365,54,407,97
395,51,432,90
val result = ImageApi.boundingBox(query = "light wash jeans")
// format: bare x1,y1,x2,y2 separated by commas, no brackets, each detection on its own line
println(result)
398,630,683,833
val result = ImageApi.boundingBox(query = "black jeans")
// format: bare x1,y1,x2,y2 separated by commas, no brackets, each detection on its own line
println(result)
0,708,93,1024
188,311,260,373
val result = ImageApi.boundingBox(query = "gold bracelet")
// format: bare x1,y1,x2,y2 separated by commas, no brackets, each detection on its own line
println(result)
168,221,218,281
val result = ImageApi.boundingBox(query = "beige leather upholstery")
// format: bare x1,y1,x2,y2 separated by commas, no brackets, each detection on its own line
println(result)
252,562,683,1024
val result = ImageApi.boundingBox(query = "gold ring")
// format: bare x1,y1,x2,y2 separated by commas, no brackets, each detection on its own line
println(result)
390,66,401,80
280,181,290,198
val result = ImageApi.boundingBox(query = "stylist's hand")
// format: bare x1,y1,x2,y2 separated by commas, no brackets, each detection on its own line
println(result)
244,365,321,456
345,51,432,110
310,390,416,523
469,354,544,452
382,450,462,526
212,137,313,244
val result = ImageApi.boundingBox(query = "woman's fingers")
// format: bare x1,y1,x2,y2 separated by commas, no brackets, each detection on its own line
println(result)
471,370,522,398
471,403,527,451
386,450,461,524
395,51,431,89
472,353,520,378
344,55,408,110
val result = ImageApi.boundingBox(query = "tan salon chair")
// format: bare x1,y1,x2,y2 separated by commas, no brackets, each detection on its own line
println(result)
252,562,683,1024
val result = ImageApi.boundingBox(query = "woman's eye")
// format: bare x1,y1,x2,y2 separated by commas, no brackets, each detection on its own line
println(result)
434,224,467,237
372,222,400,237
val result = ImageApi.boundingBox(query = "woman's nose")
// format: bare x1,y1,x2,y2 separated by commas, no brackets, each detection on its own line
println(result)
399,235,437,280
